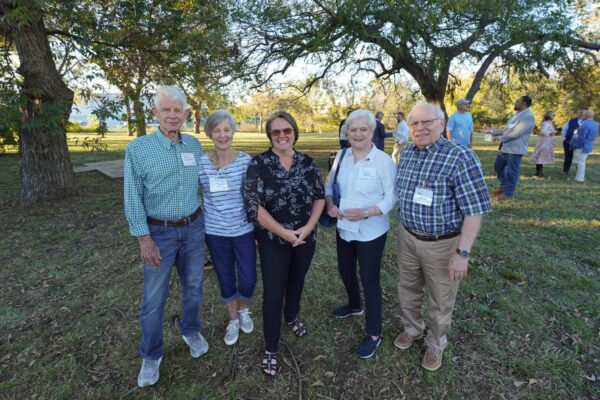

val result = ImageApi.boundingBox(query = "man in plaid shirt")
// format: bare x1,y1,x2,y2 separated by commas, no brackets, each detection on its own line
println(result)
124,86,208,388
394,102,492,371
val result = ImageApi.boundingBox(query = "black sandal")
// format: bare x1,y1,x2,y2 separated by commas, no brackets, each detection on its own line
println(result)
261,351,277,376
287,319,308,337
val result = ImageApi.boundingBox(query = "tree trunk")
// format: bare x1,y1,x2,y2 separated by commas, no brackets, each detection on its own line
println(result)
133,98,146,137
194,107,201,134
1,0,76,206
125,98,134,136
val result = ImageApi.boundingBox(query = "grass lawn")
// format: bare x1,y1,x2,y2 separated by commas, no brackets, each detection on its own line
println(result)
0,131,598,399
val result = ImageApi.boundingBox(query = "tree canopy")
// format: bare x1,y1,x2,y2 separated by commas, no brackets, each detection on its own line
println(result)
235,0,599,111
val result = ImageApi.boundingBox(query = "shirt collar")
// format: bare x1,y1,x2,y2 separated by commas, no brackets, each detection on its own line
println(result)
154,128,184,149
411,136,447,154
349,143,377,161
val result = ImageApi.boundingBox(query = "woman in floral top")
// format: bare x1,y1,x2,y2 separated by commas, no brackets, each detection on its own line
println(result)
243,111,325,376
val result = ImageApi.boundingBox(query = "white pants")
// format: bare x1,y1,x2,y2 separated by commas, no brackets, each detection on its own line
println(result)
573,149,589,182
392,141,408,165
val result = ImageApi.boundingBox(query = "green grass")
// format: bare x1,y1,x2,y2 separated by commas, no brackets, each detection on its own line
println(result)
0,131,599,399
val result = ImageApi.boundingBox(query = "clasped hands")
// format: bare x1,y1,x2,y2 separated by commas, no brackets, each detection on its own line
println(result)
327,205,366,222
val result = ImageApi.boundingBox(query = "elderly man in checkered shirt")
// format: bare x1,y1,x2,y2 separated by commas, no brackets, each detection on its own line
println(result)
394,102,492,372
124,86,208,388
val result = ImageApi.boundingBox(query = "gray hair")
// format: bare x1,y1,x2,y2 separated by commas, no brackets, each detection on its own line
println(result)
407,102,446,122
543,111,555,121
204,110,237,138
346,109,376,131
154,85,188,110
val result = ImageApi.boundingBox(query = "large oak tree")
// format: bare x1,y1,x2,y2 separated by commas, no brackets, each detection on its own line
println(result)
235,0,599,112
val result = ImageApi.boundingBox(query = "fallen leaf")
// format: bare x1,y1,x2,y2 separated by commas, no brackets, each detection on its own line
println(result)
583,374,596,382
324,371,335,378
528,379,538,385
513,380,526,388
313,355,326,361
310,380,324,387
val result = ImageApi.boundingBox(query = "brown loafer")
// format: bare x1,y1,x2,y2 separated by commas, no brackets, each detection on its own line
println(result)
422,347,443,371
496,193,512,201
394,331,420,350
492,188,504,196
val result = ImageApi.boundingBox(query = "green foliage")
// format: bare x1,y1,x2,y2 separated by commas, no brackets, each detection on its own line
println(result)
235,0,596,104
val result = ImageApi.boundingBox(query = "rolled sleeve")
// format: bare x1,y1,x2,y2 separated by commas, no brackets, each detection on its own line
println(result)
124,146,150,237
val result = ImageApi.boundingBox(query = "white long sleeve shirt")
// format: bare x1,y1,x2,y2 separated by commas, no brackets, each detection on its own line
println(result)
325,145,397,242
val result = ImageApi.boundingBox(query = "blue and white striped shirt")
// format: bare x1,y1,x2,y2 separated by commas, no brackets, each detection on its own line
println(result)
395,137,492,236
199,152,254,237
124,130,203,237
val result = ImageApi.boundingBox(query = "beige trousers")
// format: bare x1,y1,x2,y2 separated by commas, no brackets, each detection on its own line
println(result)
396,225,461,352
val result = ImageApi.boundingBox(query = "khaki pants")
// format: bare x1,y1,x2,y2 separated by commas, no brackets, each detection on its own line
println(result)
396,225,461,352
392,141,408,165
573,149,589,182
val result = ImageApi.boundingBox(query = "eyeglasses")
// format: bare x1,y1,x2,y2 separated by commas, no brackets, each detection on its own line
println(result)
408,118,441,128
271,128,294,136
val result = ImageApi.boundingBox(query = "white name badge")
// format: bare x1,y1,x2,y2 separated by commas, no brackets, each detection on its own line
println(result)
484,134,493,142
209,177,229,192
413,187,433,206
358,167,377,180
181,153,197,166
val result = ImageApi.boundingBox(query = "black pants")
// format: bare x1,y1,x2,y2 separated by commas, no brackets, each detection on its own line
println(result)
259,239,316,352
336,231,387,337
563,140,573,173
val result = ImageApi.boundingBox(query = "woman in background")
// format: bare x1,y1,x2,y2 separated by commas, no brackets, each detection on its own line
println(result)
530,111,556,177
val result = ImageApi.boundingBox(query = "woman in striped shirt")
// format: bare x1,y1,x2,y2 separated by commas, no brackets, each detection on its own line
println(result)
199,110,256,346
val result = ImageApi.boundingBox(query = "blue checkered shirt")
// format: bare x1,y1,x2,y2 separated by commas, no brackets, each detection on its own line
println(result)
124,130,203,236
395,137,492,235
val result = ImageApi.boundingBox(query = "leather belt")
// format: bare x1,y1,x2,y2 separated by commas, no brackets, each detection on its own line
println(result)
403,226,460,242
147,207,202,227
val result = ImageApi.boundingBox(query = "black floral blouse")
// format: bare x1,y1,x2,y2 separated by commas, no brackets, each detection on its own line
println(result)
243,148,325,245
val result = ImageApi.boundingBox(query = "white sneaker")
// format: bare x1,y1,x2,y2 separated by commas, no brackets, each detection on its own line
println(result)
224,320,240,345
182,332,209,358
238,308,254,334
137,357,162,388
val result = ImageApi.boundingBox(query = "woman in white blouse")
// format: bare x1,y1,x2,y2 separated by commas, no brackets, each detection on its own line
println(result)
324,109,397,359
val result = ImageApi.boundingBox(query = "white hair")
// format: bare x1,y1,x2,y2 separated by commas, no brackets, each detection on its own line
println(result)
407,102,445,122
154,85,188,110
346,109,376,131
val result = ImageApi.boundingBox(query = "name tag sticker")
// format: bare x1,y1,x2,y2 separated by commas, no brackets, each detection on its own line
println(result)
209,177,229,192
181,153,197,166
413,187,433,206
484,134,492,142
358,167,377,180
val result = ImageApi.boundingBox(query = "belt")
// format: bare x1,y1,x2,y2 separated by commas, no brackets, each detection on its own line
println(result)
403,226,460,242
147,207,202,227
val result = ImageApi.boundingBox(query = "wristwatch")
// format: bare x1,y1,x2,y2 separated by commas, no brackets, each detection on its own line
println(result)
456,249,470,258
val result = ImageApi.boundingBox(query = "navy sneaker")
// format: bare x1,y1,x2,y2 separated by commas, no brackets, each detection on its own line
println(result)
356,335,381,359
333,304,364,318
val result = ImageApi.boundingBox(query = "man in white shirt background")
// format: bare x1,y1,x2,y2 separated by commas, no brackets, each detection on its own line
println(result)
391,111,409,165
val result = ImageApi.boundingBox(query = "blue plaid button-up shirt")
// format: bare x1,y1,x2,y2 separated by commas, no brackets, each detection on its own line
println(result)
124,130,203,236
395,137,491,236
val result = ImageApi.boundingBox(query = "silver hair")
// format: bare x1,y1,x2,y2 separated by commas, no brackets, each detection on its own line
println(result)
346,109,377,131
407,102,446,122
204,110,237,138
154,85,188,110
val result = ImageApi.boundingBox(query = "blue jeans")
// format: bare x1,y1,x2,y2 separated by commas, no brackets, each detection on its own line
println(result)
494,152,523,197
139,214,205,360
205,231,257,303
